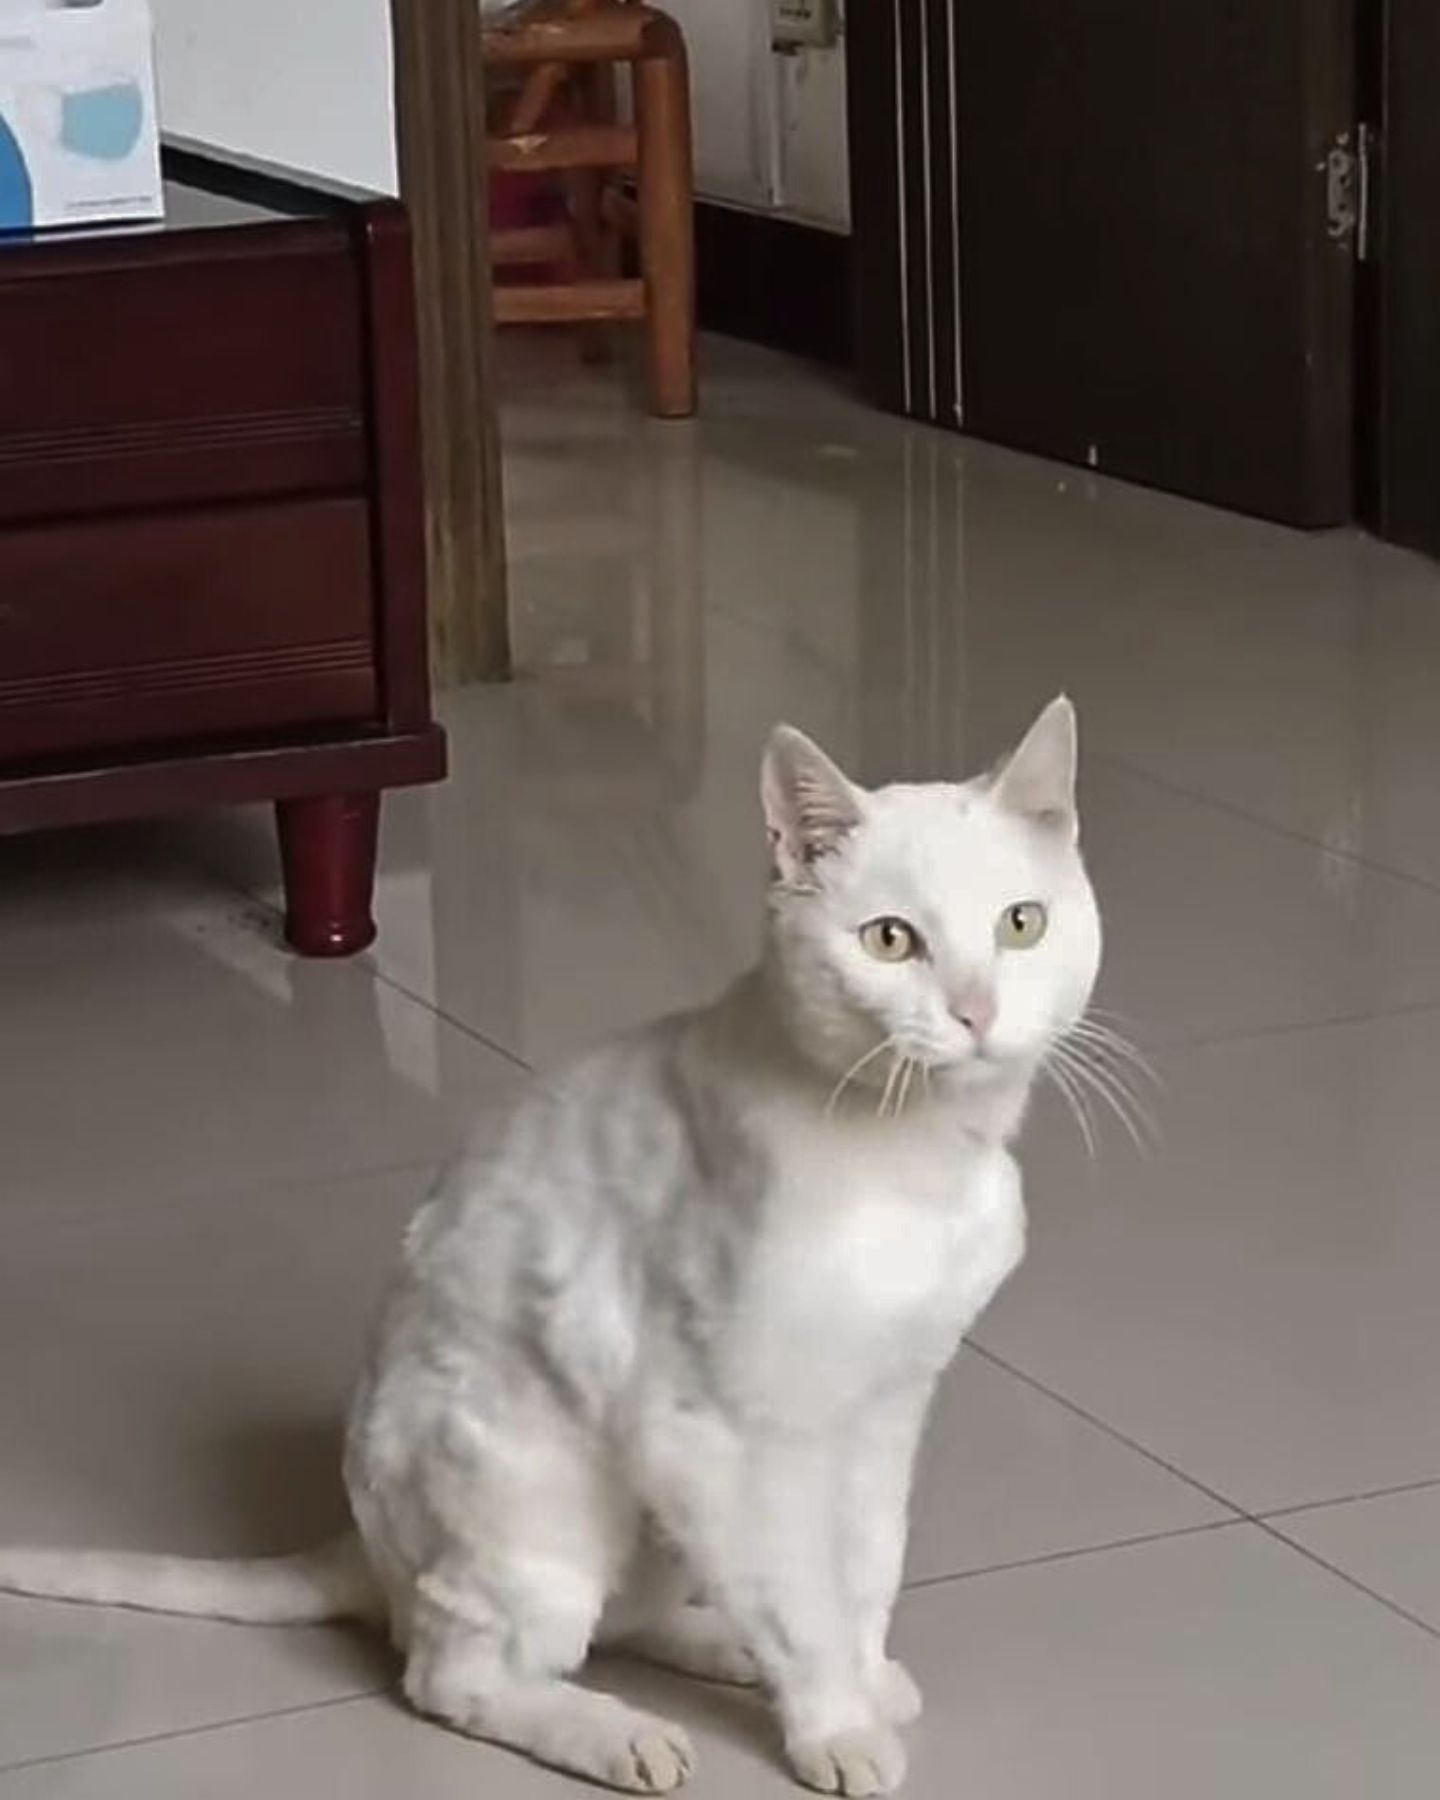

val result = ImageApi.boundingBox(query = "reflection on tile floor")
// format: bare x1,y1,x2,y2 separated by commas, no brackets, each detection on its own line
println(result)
3,338,1438,1792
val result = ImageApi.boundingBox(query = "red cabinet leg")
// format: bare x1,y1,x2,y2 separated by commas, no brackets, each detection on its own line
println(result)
276,793,381,957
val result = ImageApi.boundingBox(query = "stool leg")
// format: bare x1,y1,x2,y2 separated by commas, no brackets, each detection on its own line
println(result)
635,33,696,418
573,62,621,364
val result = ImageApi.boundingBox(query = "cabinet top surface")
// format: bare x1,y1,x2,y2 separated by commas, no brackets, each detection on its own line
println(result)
0,143,361,259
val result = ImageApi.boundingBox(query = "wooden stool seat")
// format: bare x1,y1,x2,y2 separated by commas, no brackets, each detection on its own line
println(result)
486,2,675,69
484,0,696,418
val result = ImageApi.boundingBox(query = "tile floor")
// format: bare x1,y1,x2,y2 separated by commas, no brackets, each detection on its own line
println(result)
3,337,1440,1795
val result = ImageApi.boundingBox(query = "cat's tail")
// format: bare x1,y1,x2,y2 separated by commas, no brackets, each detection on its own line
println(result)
0,1532,379,1626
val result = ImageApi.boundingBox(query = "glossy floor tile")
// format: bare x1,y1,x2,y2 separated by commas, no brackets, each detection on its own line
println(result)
178,655,1440,1068
0,1169,424,1767
0,834,518,1211
0,1152,1218,1575
5,1528,1436,1796
0,1170,1221,1765
0,1599,381,1774
979,1007,1440,1513
5,335,1440,1792
173,341,1440,1069
1268,1484,1440,1634
904,1348,1227,1582
634,340,1440,893
0,1169,432,1552
374,701,1440,1059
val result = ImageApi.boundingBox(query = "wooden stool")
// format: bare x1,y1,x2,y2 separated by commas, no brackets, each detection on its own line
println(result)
485,0,696,418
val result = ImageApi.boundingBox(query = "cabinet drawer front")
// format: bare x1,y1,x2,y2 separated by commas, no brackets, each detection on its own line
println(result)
0,231,366,522
0,500,378,760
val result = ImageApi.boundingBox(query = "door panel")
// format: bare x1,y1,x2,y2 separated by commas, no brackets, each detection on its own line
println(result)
1363,0,1440,556
851,1,1357,528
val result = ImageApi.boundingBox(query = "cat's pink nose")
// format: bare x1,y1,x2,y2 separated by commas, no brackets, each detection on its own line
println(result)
950,989,997,1039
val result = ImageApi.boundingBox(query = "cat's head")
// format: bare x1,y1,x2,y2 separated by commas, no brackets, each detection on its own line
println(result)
760,698,1101,1095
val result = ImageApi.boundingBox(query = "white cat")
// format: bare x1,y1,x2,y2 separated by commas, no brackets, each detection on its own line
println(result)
0,699,1102,1798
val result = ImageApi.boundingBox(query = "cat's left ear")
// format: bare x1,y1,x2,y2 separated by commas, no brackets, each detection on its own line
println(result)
993,696,1078,838
762,726,864,882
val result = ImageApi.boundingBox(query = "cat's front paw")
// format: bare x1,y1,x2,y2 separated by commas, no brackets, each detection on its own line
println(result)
787,1724,908,1796
560,1712,696,1793
872,1659,923,1726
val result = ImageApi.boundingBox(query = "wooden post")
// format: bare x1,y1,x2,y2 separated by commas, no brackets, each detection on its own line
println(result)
390,0,511,683
635,20,696,419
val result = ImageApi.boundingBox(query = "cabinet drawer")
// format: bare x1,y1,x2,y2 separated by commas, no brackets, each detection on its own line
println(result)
0,228,366,522
0,499,378,761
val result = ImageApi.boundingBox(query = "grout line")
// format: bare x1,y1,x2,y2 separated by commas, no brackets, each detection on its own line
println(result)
0,1687,385,1777
183,848,535,1077
3,1153,444,1229
966,1342,1247,1517
1148,993,1440,1057
902,1517,1244,1593
357,959,535,1076
1251,1520,1440,1642
1092,751,1440,902
1259,1475,1440,1522
968,1343,1440,1644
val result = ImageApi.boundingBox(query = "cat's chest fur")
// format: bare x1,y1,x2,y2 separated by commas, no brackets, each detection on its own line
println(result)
712,1108,1025,1420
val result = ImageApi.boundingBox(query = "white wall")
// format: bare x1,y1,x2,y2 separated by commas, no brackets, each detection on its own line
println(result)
148,0,398,194
147,0,846,229
664,0,849,230
772,39,848,227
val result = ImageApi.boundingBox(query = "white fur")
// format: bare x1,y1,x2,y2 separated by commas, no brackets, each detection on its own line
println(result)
0,700,1101,1798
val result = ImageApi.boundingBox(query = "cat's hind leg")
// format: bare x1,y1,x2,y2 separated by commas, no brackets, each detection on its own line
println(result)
393,1416,695,1793
403,1558,695,1793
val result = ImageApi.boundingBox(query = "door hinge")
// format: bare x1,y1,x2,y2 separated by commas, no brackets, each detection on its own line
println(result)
1323,132,1357,243
1323,125,1379,261
1356,121,1377,264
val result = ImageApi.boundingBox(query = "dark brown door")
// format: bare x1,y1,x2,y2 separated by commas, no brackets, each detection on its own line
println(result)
850,1,1358,528
1360,0,1440,557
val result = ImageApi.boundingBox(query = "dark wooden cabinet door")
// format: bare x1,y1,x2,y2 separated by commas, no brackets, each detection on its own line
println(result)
0,229,365,521
0,501,377,759
1362,0,1440,557
850,0,1358,528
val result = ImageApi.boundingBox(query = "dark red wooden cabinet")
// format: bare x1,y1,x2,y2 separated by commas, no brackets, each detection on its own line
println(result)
0,144,446,955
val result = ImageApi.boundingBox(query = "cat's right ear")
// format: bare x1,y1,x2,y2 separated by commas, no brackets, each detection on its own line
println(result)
991,695,1079,839
762,726,864,883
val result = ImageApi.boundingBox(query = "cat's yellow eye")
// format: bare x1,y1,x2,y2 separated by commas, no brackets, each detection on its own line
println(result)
996,901,1048,949
860,917,923,963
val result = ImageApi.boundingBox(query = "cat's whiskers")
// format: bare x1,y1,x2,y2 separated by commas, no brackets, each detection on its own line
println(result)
1068,1018,1162,1131
1072,1046,1151,1148
1087,1004,1149,1039
1067,1016,1161,1089
893,1055,918,1120
824,1034,899,1118
1048,1023,1159,1154
876,1051,906,1120
1049,1040,1120,1150
1041,1050,1099,1159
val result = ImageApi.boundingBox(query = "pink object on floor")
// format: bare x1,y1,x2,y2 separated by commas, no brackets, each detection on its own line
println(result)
490,169,569,284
